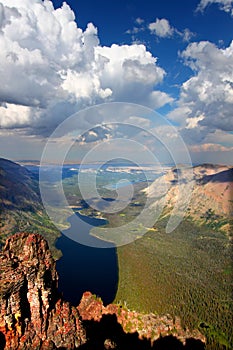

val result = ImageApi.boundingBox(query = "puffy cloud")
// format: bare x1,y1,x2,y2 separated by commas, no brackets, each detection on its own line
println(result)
0,3,20,31
149,18,174,38
0,103,31,128
75,125,112,144
87,44,167,106
197,0,233,15
168,40,233,145
186,115,205,129
0,0,171,137
148,18,195,42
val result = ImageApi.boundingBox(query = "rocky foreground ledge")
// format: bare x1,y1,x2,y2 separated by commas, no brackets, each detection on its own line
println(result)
0,233,205,349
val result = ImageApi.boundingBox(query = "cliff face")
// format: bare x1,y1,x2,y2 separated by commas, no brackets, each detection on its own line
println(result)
0,233,205,349
0,233,86,349
78,292,206,347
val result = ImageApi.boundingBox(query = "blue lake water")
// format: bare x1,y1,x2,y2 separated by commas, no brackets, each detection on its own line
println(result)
55,211,118,306
25,163,163,306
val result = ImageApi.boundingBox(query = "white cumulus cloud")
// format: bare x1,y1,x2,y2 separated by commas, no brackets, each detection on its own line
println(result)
149,18,174,38
0,0,172,137
148,18,195,42
168,40,233,144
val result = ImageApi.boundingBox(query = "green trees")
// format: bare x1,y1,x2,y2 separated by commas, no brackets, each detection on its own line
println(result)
115,219,233,350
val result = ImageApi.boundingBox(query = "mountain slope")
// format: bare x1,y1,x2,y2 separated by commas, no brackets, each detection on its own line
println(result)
144,164,233,236
0,158,41,211
0,158,61,258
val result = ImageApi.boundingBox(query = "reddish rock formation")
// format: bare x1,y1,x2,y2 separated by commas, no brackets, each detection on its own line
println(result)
78,291,206,346
0,233,86,349
0,233,206,349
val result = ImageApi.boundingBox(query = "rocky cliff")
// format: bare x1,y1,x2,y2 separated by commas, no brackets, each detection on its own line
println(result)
0,233,86,349
0,232,206,349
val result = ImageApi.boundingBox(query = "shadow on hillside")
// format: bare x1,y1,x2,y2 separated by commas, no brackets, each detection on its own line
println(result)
199,168,233,184
0,314,205,350
78,314,205,350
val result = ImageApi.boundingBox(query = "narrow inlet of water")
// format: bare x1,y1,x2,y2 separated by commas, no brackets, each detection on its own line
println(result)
56,211,118,306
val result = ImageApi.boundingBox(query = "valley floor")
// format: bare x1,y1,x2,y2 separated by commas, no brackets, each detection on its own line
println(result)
114,219,233,350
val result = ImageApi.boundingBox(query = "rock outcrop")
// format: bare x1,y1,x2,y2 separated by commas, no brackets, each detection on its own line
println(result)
0,233,206,349
78,291,206,347
0,233,86,349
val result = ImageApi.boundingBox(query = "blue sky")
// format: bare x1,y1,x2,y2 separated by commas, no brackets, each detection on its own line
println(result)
52,0,233,99
0,0,233,164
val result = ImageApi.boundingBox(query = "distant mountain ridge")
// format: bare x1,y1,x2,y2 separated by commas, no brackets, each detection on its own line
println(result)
144,163,233,236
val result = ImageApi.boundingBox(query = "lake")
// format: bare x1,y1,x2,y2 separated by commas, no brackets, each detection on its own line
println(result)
55,211,118,306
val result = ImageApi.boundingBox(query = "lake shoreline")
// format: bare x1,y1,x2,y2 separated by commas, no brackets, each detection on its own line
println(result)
55,209,118,306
